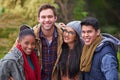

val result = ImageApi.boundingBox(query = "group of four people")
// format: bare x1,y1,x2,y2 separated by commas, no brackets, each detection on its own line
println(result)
0,4,120,80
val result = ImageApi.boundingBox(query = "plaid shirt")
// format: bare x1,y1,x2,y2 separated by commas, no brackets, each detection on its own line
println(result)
40,28,58,80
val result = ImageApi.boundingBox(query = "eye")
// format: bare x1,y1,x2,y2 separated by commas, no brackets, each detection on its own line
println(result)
31,42,35,46
82,31,85,33
87,30,92,33
41,16,46,19
69,31,75,35
24,41,29,45
48,15,53,18
63,29,67,33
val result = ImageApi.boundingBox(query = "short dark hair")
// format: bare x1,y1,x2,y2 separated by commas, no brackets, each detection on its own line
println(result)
81,17,99,30
19,25,35,40
38,4,57,17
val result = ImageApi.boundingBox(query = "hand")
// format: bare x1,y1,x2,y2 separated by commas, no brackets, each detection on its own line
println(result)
9,77,13,80
59,22,65,27
58,22,66,31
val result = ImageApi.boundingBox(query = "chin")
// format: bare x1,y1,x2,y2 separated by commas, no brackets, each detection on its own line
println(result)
85,42,91,46
26,52,32,55
64,40,69,43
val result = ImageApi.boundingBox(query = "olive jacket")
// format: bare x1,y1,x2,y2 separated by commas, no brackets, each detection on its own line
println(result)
33,23,63,80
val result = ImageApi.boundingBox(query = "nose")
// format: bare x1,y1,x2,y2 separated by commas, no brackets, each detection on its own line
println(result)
84,32,88,37
64,32,69,36
45,17,49,22
28,44,32,49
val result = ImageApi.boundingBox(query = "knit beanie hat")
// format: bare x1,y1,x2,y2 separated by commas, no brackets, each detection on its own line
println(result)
66,21,81,37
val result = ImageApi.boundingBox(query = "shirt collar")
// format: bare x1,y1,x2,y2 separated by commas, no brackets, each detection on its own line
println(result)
40,27,58,38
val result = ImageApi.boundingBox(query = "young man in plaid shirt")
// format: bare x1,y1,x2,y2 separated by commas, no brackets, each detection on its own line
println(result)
33,4,63,80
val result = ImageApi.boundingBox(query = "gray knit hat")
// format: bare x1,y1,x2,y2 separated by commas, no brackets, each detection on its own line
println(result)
66,21,81,37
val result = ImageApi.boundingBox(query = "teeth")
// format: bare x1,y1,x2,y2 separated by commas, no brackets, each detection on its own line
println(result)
27,50,32,52
64,37,69,40
85,39,90,42
86,39,89,41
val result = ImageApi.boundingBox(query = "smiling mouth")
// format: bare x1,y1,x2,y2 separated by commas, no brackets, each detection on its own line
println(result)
27,49,32,52
64,37,69,40
84,38,90,41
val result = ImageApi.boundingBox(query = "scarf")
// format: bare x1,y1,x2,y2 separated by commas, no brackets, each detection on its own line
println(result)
16,44,41,80
80,35,102,72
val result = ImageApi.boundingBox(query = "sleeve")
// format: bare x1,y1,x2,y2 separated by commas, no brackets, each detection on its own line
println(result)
0,60,11,80
101,53,118,80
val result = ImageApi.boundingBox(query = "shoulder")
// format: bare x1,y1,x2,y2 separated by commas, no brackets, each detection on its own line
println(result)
0,58,15,66
33,24,41,38
1,47,23,63
0,57,18,72
96,41,115,54
33,24,41,30
95,43,117,62
100,44,118,63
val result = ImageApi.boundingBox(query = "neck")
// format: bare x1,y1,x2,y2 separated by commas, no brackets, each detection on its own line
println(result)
68,42,74,49
41,27,54,41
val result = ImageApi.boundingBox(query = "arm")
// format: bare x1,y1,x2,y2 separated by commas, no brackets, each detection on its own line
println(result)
0,60,11,80
101,53,118,80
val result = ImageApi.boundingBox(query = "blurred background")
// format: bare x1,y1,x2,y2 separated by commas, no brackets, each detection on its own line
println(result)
0,0,120,74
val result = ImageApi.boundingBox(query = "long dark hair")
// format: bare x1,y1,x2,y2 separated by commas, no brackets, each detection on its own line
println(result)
57,34,83,79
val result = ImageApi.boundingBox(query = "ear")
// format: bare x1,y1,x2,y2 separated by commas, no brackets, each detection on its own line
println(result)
97,29,101,36
55,16,57,22
38,17,40,23
17,38,22,44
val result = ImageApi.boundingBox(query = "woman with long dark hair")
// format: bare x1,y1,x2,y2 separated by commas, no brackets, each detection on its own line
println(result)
57,21,83,80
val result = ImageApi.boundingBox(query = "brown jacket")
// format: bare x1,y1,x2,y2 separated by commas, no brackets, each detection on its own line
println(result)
33,23,63,80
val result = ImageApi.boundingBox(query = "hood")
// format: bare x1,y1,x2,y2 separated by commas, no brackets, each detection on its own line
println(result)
96,33,120,52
